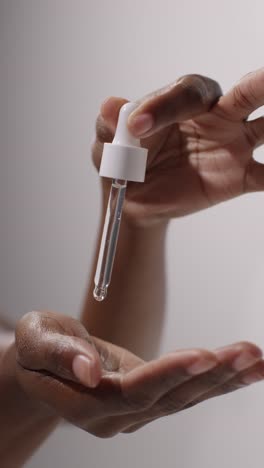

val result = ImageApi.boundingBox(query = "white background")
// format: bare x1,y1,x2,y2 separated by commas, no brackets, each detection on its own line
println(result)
1,1,264,467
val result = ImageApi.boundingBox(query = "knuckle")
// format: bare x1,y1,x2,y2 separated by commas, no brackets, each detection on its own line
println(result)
236,341,261,358
78,416,120,438
198,365,234,387
15,311,42,365
92,430,117,439
183,400,198,410
87,426,118,438
122,420,150,434
236,340,254,349
161,398,186,416
219,381,246,395
240,68,264,86
161,399,179,414
178,74,222,107
233,83,256,112
17,310,41,330
96,114,113,143
123,426,138,434
241,70,255,81
158,391,186,415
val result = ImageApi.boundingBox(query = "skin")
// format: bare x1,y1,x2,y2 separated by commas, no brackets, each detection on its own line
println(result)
1,69,264,466
93,70,264,223
83,68,264,357
12,312,264,438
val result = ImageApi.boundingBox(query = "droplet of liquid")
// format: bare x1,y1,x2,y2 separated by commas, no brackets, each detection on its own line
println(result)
93,286,107,302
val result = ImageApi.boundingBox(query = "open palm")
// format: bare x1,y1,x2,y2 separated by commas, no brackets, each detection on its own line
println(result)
95,69,264,223
15,311,264,438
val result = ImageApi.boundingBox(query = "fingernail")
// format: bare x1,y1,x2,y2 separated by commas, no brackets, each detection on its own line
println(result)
187,358,217,376
128,113,154,137
72,355,99,388
242,372,263,385
232,351,261,372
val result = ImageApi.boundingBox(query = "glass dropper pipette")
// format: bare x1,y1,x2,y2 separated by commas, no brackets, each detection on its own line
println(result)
93,178,127,301
93,102,148,302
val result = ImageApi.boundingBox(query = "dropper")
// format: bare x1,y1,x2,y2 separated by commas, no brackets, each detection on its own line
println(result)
93,102,148,301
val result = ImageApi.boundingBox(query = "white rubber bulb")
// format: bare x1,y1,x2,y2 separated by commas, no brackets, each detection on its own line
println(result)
99,102,148,183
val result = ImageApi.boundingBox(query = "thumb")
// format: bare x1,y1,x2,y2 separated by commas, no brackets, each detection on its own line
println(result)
15,311,102,388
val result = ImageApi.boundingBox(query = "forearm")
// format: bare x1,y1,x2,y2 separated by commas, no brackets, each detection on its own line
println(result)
0,330,59,467
82,196,168,360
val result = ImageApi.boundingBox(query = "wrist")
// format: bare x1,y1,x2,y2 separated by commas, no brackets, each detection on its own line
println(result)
123,212,170,231
0,338,60,426
121,216,169,240
0,338,60,467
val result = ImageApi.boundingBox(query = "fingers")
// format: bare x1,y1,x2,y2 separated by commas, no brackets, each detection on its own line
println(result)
216,68,264,121
186,359,264,407
93,76,222,166
116,352,264,434
240,115,264,190
243,159,264,192
92,97,128,169
121,349,218,411
127,75,222,138
83,349,218,436
239,114,264,191
124,356,264,433
246,116,264,148
155,341,262,415
16,311,102,388
120,342,263,433
100,97,129,132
